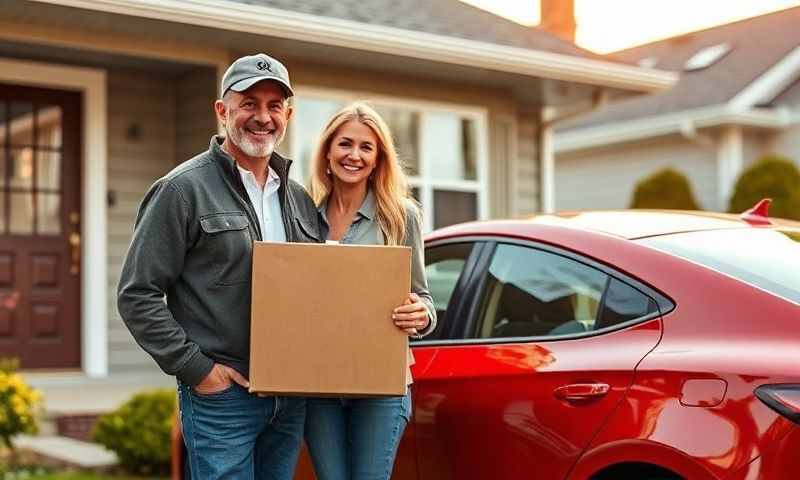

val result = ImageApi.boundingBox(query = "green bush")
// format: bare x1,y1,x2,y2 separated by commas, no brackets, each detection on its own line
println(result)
728,155,800,220
0,358,42,451
630,168,700,210
91,389,175,475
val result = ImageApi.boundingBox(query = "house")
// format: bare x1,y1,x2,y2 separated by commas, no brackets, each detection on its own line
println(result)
555,6,800,212
0,0,674,406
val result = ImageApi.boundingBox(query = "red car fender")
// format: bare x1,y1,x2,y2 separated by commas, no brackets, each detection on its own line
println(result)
567,439,718,480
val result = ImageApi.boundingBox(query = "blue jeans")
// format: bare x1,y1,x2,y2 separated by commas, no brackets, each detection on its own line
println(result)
178,382,306,480
304,393,412,480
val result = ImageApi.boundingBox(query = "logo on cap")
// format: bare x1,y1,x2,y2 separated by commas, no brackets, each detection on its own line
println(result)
256,60,272,72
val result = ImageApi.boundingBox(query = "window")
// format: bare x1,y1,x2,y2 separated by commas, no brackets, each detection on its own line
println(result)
420,243,475,340
283,90,487,231
639,228,800,305
472,244,656,339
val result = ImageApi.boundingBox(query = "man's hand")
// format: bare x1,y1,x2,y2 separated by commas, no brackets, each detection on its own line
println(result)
393,293,430,336
194,363,249,394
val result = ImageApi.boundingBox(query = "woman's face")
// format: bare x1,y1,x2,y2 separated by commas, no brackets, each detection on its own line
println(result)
326,120,379,186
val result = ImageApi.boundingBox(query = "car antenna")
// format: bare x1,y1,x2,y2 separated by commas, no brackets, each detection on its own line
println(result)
739,198,773,226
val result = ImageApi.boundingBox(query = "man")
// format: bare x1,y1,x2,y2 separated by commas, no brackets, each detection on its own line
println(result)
117,53,320,479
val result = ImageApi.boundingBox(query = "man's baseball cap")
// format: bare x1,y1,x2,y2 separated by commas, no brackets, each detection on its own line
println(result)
220,53,294,98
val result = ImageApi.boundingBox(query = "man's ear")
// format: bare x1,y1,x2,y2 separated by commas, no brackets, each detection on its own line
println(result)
214,100,227,125
285,105,294,121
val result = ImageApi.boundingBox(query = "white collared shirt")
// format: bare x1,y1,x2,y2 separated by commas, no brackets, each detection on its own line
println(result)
236,164,286,243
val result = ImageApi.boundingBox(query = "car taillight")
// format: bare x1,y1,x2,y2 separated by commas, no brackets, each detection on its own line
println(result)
755,384,800,425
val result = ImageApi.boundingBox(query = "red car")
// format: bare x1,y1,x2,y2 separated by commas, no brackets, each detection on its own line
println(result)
175,201,800,479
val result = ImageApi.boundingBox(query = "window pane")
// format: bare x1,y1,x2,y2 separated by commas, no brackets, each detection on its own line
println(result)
36,151,60,191
9,102,34,147
597,278,657,329
36,193,61,235
423,112,477,181
434,190,476,229
475,244,608,339
374,105,419,176
9,148,34,189
421,242,475,340
36,106,62,149
10,192,33,234
290,98,344,183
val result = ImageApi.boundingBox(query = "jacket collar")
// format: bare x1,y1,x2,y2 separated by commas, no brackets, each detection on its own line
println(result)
210,135,293,188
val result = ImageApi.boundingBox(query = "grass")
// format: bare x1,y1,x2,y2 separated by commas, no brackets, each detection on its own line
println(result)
3,472,167,480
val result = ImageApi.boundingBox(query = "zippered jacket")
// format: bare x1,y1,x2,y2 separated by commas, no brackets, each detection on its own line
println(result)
117,136,320,386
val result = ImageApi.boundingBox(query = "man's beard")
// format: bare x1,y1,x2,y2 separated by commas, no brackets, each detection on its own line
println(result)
226,122,283,158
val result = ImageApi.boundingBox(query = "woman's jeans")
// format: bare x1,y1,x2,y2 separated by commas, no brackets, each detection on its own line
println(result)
305,392,412,480
178,382,306,480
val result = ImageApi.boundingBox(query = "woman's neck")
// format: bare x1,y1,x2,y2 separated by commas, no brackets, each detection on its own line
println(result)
328,181,368,215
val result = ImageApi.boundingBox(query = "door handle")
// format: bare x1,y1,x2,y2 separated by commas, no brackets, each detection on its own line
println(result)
554,383,610,404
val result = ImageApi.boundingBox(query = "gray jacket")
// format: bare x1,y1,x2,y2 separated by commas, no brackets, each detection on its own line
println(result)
117,136,320,386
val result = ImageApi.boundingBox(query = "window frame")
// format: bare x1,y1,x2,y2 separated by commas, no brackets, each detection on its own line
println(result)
288,85,491,232
417,236,674,347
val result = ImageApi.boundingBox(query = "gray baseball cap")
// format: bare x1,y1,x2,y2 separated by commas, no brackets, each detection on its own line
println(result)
220,53,294,98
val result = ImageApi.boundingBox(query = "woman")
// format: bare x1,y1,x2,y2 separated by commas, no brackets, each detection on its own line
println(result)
305,102,437,480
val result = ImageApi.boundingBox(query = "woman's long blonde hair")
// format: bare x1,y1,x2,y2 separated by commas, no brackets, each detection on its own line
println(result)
309,102,416,246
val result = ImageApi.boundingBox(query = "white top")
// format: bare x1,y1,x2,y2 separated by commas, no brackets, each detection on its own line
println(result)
236,164,286,243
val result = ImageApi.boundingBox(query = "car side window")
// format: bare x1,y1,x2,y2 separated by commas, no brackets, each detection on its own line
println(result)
473,244,609,339
596,278,658,329
421,243,475,340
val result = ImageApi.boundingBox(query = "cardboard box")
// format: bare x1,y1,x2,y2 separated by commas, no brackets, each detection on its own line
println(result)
249,242,411,396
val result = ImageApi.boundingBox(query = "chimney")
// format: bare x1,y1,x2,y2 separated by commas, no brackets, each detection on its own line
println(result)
539,0,576,44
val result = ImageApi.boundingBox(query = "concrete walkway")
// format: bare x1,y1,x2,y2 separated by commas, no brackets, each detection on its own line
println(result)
15,435,117,469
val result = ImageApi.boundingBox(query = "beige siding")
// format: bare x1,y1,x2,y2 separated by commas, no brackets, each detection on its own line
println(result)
176,67,218,164
555,136,718,211
743,131,768,169
106,69,177,373
515,112,540,215
767,126,800,165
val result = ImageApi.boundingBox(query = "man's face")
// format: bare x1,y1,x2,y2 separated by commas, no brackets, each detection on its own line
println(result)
215,81,292,160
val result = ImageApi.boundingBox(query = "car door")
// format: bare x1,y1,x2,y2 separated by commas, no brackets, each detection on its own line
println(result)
412,238,669,480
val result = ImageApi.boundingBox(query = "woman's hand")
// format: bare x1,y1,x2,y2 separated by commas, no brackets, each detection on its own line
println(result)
393,293,430,336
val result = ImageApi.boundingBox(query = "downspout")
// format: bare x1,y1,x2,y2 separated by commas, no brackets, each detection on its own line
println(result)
540,88,609,213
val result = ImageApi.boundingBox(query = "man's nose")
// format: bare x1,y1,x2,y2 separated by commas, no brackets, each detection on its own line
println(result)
252,106,272,125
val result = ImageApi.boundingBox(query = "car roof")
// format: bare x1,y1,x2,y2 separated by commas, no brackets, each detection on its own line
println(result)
426,209,800,242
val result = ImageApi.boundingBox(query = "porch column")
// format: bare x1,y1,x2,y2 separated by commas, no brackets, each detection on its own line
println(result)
717,125,743,211
540,107,556,213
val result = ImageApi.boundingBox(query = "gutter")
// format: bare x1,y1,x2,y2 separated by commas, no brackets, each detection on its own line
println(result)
555,105,795,153
27,0,678,93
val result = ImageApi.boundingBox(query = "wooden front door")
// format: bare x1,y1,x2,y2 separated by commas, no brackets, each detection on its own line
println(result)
0,83,82,369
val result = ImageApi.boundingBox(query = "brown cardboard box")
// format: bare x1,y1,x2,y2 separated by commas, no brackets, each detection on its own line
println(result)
249,241,411,396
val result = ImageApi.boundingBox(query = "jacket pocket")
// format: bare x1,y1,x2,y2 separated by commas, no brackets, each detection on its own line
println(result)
199,213,252,285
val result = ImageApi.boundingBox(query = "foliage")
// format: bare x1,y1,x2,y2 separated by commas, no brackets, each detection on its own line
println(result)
630,168,700,210
91,390,175,476
728,155,800,220
0,359,42,450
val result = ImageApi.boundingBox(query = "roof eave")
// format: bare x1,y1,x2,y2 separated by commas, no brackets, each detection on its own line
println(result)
555,105,796,153
27,0,678,93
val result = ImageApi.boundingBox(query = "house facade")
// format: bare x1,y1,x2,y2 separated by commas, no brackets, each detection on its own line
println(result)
555,6,800,212
0,0,674,379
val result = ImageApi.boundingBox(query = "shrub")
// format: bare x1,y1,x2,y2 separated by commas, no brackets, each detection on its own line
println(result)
0,358,42,450
630,168,700,210
728,155,800,220
92,389,176,475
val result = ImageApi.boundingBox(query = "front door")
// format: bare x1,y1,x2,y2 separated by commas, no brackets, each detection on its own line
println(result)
0,83,82,369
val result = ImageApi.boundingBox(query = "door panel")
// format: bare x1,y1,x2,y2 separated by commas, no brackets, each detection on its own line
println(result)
413,321,662,479
0,83,81,369
412,240,664,479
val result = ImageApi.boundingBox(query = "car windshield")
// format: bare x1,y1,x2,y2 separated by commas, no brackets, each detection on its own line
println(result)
638,228,800,305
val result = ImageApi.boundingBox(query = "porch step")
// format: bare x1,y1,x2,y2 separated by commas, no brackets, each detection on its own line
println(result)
14,435,117,470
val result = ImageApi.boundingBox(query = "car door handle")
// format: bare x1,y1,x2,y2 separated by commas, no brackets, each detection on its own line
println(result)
554,383,610,404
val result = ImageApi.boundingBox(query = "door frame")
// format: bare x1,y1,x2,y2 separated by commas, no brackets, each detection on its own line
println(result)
0,57,108,377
